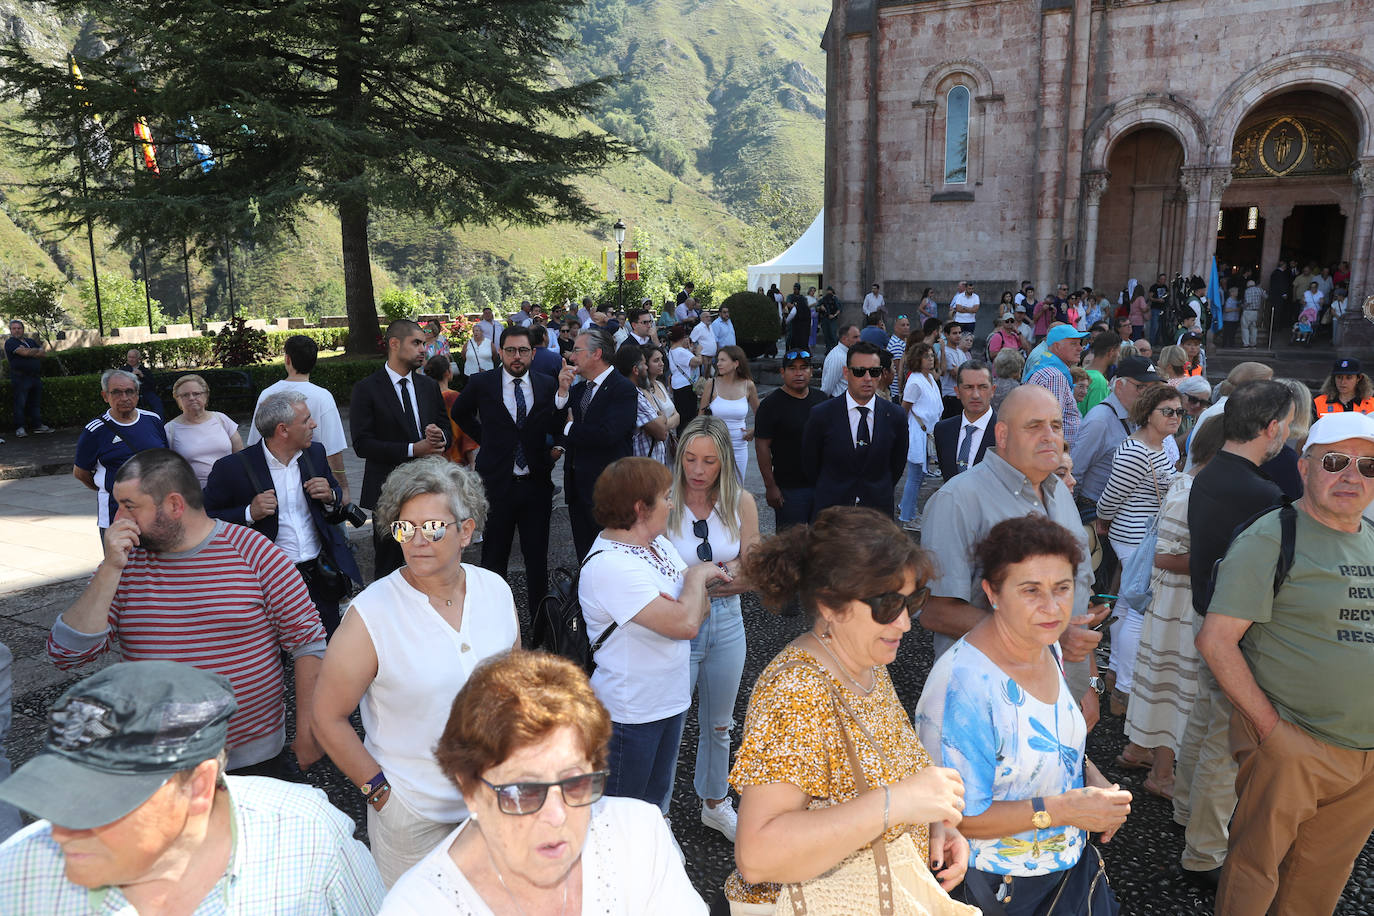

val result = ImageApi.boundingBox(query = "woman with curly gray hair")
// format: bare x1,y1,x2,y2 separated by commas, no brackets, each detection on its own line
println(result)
312,457,520,886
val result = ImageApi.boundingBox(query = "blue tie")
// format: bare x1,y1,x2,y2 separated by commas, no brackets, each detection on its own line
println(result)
513,377,528,471
957,423,975,470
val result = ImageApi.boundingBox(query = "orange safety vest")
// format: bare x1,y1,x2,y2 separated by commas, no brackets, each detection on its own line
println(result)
1183,364,1204,377
1314,394,1374,415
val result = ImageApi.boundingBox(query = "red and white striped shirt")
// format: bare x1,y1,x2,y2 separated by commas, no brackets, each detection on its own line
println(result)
48,521,326,758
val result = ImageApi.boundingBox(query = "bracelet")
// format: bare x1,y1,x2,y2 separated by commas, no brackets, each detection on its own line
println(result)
882,785,891,833
360,770,386,797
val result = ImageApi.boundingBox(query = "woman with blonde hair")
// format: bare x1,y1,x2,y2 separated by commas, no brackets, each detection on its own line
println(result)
664,416,761,842
1156,345,1188,385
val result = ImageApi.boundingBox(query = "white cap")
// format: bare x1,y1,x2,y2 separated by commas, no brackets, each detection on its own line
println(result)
1303,412,1374,455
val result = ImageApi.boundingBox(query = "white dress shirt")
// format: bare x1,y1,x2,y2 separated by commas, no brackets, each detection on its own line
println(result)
821,344,849,397
955,408,994,468
862,292,885,315
384,364,423,456
844,391,879,448
246,445,323,564
503,369,535,477
690,321,717,357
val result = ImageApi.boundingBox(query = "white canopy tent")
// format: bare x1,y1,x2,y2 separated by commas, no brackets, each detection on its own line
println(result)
746,209,823,293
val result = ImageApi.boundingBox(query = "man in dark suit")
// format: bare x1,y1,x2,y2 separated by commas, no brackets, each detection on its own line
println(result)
933,360,996,481
528,324,564,379
350,319,450,579
559,326,639,558
802,340,908,519
452,325,563,624
203,390,362,635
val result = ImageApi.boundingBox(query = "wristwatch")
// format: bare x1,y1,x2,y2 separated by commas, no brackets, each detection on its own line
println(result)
1031,796,1052,830
1088,675,1106,695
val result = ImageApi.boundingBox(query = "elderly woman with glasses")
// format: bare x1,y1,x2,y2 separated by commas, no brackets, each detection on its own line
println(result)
379,651,706,913
727,507,970,913
577,457,728,833
313,457,518,886
73,368,169,538
165,374,245,485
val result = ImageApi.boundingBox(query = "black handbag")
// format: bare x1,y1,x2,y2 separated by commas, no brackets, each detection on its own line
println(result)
531,551,617,674
960,844,1118,916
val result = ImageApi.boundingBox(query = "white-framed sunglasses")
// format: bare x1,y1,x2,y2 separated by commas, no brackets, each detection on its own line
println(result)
390,519,455,544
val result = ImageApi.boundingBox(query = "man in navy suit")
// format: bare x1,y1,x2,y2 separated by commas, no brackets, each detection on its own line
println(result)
203,390,362,635
452,325,562,620
559,327,639,558
933,360,996,481
528,324,564,378
350,319,450,579
802,340,909,519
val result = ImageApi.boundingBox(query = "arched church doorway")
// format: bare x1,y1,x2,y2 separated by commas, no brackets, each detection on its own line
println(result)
1222,89,1359,283
1095,128,1186,293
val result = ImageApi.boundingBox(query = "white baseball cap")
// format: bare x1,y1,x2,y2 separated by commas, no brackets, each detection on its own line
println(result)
1303,412,1374,455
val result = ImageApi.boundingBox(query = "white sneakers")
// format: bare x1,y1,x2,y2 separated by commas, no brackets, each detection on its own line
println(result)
701,797,738,842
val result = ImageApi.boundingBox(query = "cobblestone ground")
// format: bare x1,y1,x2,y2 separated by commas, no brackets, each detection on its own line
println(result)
9,491,1374,913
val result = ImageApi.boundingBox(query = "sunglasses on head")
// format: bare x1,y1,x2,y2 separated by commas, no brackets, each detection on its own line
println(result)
860,586,931,624
692,518,712,561
784,350,811,360
848,366,883,378
479,770,610,815
390,519,452,544
1319,452,1374,478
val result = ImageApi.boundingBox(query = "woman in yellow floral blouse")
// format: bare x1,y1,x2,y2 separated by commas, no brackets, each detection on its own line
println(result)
725,506,970,913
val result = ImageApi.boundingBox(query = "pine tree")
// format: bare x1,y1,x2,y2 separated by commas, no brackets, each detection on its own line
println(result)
0,0,624,352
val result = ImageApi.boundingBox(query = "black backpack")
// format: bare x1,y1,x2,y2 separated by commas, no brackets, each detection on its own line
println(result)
531,551,618,675
1200,501,1297,614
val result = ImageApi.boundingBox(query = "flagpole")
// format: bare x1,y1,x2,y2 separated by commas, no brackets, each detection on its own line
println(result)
69,54,104,336
129,137,154,333
225,236,236,317
182,238,195,328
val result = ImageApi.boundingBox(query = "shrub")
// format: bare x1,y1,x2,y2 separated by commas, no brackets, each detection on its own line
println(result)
212,317,272,367
720,291,780,348
78,276,168,332
377,287,431,323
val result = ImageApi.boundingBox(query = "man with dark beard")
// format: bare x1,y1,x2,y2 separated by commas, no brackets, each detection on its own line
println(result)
46,449,328,781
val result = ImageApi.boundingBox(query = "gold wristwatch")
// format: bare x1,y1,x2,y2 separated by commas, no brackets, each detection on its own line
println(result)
1031,796,1052,830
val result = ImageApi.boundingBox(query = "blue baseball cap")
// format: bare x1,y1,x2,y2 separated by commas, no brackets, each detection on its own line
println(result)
1045,325,1088,346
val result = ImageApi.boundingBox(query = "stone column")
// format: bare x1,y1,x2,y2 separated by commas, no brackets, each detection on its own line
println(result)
1179,167,1205,276
1081,170,1110,289
1348,161,1374,308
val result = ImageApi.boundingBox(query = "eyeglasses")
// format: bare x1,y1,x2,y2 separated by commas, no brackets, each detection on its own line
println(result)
1186,395,1209,407
692,519,712,562
389,519,454,544
502,346,533,356
1156,407,1186,418
784,350,811,360
106,388,138,398
175,390,206,399
848,366,883,378
479,771,610,816
1319,452,1374,478
860,587,931,624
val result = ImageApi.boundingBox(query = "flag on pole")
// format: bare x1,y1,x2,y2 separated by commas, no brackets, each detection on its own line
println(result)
134,116,160,174
1208,256,1222,332
68,57,113,169
181,117,214,174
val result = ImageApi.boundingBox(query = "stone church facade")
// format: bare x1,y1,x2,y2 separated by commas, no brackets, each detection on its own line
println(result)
822,0,1373,325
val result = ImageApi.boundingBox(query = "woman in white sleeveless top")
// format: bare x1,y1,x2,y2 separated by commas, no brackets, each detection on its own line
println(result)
665,416,760,843
699,346,759,481
312,458,519,886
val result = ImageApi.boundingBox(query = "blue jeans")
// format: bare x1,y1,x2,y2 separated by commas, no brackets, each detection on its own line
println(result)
684,596,747,801
0,643,20,842
11,374,42,431
1149,309,1163,345
608,710,687,815
899,461,925,522
776,487,815,530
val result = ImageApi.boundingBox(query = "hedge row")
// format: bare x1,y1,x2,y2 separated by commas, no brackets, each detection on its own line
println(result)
21,327,351,378
0,355,381,430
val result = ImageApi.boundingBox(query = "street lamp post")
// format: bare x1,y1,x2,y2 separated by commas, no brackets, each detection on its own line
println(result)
613,218,626,314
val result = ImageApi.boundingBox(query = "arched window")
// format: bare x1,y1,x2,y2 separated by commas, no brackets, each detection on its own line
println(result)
945,85,970,184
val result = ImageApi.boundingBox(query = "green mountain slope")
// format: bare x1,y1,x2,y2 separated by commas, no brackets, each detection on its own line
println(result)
0,0,827,321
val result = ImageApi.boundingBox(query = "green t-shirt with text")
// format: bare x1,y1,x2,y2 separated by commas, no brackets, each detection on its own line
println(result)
1210,507,1374,750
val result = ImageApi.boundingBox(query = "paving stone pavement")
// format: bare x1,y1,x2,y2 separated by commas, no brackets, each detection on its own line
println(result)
4,415,1374,912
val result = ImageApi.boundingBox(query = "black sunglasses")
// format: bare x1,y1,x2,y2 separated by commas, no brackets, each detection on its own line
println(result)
1320,452,1374,478
784,350,811,360
479,771,610,815
848,366,883,378
1186,395,1209,407
861,586,931,624
692,518,712,561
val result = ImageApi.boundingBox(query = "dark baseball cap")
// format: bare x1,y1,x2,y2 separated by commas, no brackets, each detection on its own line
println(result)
1115,355,1162,383
0,661,236,829
1180,330,1204,342
1334,357,1363,375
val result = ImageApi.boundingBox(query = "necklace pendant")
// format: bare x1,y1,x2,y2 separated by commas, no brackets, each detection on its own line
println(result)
461,642,471,652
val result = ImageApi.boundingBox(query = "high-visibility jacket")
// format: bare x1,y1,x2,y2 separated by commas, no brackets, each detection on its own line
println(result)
1314,394,1374,415
1183,364,1204,377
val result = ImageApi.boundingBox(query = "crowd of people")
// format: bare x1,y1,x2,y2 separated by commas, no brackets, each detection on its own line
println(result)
1,273,1374,914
